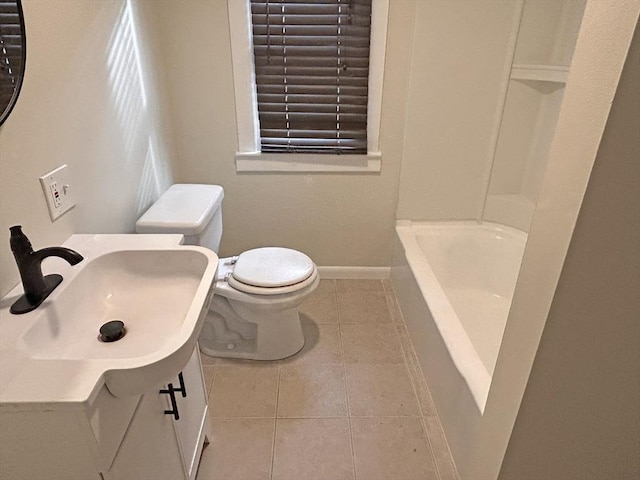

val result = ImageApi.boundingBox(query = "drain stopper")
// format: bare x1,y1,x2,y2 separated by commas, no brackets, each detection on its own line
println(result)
99,320,126,342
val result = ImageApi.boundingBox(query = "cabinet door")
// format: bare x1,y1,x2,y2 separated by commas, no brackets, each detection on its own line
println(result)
174,347,210,480
105,388,186,480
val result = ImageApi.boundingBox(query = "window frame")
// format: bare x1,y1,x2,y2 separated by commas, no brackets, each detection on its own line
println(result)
228,0,388,173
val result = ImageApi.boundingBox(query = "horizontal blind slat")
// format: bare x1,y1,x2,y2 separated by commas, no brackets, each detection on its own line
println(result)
259,111,367,124
253,24,371,36
0,13,18,22
257,93,368,105
262,128,366,139
249,0,372,4
252,13,370,26
257,84,367,96
253,45,370,58
251,4,371,17
256,74,368,86
259,103,367,114
255,57,369,69
252,35,371,48
256,65,369,79
261,138,366,147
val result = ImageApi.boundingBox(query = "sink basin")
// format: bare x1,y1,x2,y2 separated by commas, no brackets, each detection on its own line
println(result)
15,246,217,398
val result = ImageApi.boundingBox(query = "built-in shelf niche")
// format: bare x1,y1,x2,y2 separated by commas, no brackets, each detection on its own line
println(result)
484,0,586,232
510,64,568,84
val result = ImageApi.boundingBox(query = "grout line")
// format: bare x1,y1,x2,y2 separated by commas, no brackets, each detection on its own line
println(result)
208,415,280,420
209,414,424,420
337,294,358,480
386,284,442,480
269,365,282,480
391,281,460,479
202,365,215,398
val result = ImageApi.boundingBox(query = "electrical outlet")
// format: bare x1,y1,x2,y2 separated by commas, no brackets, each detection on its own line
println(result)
39,165,75,221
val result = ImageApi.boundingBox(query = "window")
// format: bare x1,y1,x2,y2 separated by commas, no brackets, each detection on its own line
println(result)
251,0,371,155
229,0,388,172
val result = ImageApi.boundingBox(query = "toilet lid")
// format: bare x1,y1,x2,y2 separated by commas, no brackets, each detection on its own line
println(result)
231,247,315,289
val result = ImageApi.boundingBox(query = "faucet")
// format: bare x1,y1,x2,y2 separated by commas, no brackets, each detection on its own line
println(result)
9,225,84,314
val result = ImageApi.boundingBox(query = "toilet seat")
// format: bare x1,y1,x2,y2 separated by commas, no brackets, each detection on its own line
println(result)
226,247,318,296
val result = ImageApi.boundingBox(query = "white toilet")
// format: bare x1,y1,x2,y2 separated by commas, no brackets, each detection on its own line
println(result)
136,184,319,360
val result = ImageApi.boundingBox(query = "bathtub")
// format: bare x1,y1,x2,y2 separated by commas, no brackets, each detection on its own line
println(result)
391,221,526,412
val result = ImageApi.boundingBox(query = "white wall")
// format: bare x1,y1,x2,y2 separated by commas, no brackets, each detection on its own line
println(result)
396,0,520,221
142,0,414,268
0,0,176,296
499,21,640,478
467,2,639,477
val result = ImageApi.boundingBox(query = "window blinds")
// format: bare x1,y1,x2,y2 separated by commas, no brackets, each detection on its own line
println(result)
250,0,372,154
0,1,24,113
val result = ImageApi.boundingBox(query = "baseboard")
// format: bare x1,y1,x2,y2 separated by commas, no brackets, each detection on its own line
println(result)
317,266,391,279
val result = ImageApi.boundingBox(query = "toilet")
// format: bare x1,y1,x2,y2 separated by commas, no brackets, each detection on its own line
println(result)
136,184,319,360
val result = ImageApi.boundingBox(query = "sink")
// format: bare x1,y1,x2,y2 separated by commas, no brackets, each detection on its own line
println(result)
11,243,218,398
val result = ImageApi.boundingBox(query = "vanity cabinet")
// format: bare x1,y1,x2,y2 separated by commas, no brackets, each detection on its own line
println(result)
106,347,210,480
0,347,210,480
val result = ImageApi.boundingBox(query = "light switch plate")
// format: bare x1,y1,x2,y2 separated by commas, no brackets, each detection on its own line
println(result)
39,164,76,221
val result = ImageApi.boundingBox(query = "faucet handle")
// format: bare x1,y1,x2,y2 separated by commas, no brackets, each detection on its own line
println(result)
10,225,33,255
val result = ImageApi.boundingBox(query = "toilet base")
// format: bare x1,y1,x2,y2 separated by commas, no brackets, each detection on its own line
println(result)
198,304,305,361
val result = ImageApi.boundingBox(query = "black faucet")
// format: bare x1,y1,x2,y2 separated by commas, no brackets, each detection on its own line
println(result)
9,225,84,314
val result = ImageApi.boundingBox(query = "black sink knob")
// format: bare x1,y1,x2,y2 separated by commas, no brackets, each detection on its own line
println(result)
99,320,125,342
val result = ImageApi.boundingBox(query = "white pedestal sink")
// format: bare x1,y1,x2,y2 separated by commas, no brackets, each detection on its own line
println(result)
0,234,218,480
0,234,218,402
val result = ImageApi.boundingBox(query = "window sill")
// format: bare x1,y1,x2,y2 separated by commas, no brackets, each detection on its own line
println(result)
235,152,382,173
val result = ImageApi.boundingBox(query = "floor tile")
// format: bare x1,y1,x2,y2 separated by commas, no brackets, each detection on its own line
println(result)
346,364,420,417
209,366,279,418
425,417,459,480
210,356,281,366
280,323,343,365
300,280,338,324
338,291,393,324
351,417,438,480
202,365,216,396
386,291,405,324
194,278,458,479
196,419,274,480
336,279,385,294
200,353,217,365
272,418,355,480
406,358,438,418
277,364,348,418
314,279,337,294
397,325,438,417
382,279,394,293
341,324,405,364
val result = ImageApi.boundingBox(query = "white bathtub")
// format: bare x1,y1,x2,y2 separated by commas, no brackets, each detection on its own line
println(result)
392,221,526,411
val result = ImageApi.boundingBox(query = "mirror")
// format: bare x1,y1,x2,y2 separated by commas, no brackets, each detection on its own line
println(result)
0,0,25,126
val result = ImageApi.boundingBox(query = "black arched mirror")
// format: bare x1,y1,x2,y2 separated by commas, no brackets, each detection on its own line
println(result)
0,0,25,126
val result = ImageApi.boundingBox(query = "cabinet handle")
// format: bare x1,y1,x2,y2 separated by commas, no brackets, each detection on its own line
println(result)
159,383,180,420
175,372,187,398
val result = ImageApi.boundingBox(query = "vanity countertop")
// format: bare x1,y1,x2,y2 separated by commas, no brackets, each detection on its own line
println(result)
0,234,216,411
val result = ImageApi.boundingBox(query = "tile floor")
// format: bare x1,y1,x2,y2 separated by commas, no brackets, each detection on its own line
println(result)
196,279,458,480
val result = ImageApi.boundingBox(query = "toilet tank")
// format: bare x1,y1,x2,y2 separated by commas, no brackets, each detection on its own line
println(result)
136,184,224,252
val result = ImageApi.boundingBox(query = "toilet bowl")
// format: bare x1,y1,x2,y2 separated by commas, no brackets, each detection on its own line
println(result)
136,184,318,360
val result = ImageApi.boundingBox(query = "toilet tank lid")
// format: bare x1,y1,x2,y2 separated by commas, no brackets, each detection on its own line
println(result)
136,184,224,235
